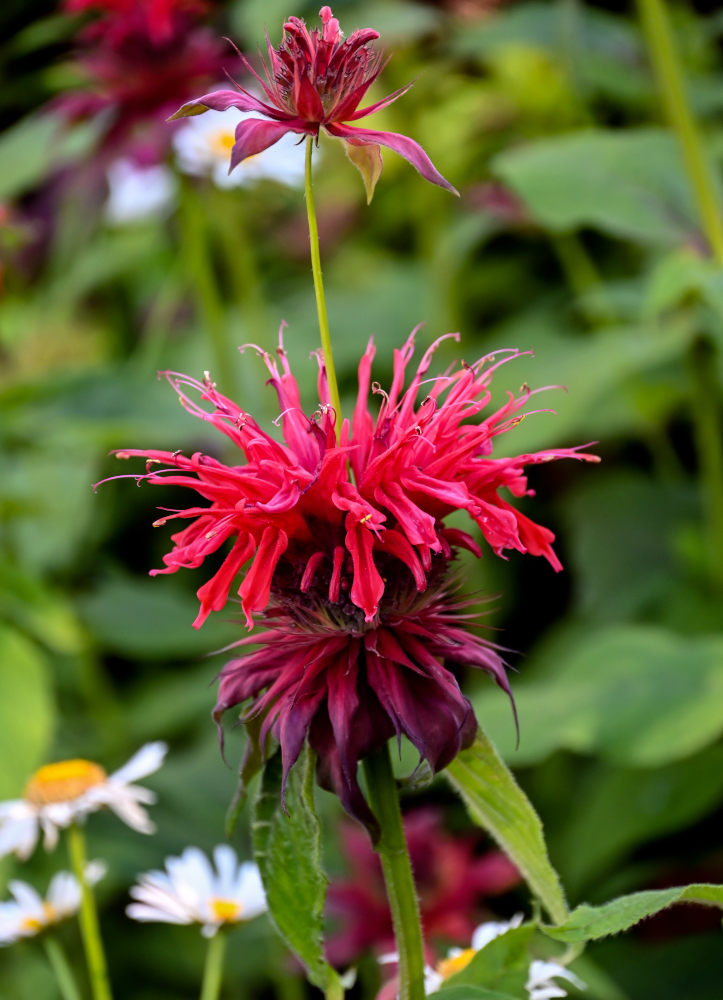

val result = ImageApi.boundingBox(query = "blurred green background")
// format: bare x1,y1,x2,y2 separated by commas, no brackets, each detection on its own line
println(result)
1,0,722,997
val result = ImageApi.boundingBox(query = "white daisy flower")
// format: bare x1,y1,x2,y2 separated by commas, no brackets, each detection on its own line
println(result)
127,845,267,937
0,742,168,860
105,159,176,224
526,959,586,1000
0,862,105,945
172,106,305,189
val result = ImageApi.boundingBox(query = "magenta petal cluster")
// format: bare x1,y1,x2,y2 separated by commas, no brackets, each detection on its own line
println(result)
110,330,598,820
169,6,457,193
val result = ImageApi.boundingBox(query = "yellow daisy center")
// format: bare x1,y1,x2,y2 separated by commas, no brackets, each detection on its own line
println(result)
24,760,107,805
209,897,243,923
436,947,476,981
208,130,236,156
21,903,56,933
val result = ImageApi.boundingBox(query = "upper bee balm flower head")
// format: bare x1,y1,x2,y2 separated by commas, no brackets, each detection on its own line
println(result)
0,742,167,860
107,331,597,821
127,845,267,937
169,6,458,197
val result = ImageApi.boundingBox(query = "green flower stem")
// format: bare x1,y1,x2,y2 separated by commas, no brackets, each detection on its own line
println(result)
362,743,426,1000
550,233,615,326
689,337,723,588
178,177,237,399
637,0,723,588
211,187,272,348
67,823,113,1000
42,935,83,1000
199,930,227,1000
304,136,343,437
637,0,723,264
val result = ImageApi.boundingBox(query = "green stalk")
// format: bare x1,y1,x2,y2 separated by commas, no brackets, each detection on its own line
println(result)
42,935,83,1000
199,930,227,1000
689,338,723,587
304,136,342,436
67,824,113,1000
637,0,723,587
637,0,723,264
362,744,426,1000
178,177,237,399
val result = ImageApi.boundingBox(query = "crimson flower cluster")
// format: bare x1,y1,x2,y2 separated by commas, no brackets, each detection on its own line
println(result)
112,331,597,821
170,5,457,193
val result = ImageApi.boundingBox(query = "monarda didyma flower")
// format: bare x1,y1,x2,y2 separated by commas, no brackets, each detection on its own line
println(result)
169,6,457,195
108,331,597,822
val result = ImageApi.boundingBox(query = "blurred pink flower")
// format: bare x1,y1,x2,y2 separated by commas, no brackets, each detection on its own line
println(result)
170,6,457,193
326,807,520,965
58,0,228,164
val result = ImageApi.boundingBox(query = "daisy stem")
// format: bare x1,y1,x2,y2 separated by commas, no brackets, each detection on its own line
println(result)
67,823,113,1000
42,935,83,1000
636,0,723,265
304,135,343,437
199,929,227,1000
362,743,426,1000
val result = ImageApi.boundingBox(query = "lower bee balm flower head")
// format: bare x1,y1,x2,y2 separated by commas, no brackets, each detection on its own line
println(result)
107,331,597,821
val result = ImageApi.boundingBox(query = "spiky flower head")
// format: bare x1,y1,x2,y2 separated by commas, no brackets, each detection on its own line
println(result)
169,6,457,198
107,332,597,821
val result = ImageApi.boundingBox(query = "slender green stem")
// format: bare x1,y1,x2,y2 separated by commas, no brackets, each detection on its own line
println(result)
178,177,237,399
67,823,113,1000
689,338,723,588
304,136,342,435
550,233,616,326
42,935,84,1000
637,0,723,587
200,930,227,1000
362,743,426,1000
637,0,723,264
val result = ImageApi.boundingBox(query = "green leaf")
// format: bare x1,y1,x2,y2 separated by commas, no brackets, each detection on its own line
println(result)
0,114,98,201
445,730,568,925
543,884,723,944
551,747,723,896
441,925,534,995
252,747,342,994
470,626,723,767
0,625,55,798
492,128,701,246
226,713,274,837
345,140,384,203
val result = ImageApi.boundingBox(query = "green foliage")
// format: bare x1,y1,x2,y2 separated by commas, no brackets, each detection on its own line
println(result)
471,626,723,767
439,924,534,995
543,885,723,944
492,129,702,245
0,625,55,798
252,748,342,994
446,730,568,925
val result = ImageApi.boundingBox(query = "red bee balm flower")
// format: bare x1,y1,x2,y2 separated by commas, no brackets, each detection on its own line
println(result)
169,6,457,195
110,330,598,820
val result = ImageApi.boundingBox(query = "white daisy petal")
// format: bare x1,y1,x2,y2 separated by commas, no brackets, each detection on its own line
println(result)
109,742,168,785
